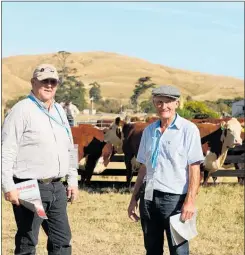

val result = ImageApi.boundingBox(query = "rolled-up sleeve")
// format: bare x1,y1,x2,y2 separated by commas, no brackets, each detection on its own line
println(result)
186,124,204,165
2,106,26,193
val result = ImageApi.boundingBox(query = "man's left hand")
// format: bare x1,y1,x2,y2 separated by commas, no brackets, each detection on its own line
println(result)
181,200,196,222
67,186,79,203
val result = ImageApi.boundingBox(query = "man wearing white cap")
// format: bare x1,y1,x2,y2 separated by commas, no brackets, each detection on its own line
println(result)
2,64,78,254
128,85,204,255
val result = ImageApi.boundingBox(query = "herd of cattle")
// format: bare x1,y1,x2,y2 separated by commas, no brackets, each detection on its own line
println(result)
71,116,245,186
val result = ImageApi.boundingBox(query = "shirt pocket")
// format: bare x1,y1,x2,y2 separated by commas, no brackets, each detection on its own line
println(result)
164,143,187,167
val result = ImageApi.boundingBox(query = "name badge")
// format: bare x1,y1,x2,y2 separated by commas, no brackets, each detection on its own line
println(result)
144,178,154,201
69,144,78,169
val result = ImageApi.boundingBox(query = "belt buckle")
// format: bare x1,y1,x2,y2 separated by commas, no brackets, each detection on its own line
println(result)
40,178,53,184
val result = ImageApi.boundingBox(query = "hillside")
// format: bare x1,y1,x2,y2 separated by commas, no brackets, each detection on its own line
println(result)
2,51,244,107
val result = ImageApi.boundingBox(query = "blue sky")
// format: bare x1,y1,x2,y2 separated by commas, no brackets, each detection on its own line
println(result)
2,2,244,79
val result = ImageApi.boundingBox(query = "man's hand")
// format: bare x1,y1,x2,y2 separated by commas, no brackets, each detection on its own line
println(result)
128,198,140,222
4,189,20,205
181,200,196,222
67,186,79,204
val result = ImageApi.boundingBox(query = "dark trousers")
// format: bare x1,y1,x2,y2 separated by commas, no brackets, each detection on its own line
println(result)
12,181,72,255
139,190,189,255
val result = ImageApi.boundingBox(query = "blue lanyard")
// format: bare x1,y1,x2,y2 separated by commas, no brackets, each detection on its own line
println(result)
151,120,161,169
151,115,177,169
27,95,71,141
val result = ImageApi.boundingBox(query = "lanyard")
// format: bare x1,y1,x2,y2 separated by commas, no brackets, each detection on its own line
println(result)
151,115,178,169
27,95,72,142
151,120,161,169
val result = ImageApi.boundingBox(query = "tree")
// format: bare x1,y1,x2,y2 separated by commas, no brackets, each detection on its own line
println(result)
130,76,156,111
96,99,121,113
139,100,155,113
55,76,87,110
89,82,102,102
184,101,220,118
176,108,194,119
53,51,71,83
53,51,87,110
186,95,193,101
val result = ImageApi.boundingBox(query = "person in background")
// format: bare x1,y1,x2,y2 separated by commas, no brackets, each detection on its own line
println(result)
63,101,75,127
127,85,204,255
2,63,79,255
63,101,79,127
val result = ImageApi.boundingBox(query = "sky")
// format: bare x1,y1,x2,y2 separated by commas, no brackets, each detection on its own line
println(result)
1,1,244,79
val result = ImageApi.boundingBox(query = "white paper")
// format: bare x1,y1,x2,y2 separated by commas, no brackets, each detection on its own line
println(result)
69,144,79,169
16,180,48,219
170,224,186,245
170,211,198,246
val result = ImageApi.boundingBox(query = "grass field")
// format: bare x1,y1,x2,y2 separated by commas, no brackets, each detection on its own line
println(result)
1,182,244,255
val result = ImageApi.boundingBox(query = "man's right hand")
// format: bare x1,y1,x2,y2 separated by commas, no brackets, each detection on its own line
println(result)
128,197,140,222
4,189,20,205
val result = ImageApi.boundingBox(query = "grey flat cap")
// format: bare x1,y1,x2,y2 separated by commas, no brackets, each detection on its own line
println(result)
152,85,181,99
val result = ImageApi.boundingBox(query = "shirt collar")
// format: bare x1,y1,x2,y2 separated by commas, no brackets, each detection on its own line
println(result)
29,91,55,110
154,113,182,133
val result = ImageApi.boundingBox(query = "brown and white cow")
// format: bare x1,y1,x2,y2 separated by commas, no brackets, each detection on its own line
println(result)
112,117,243,186
199,118,243,185
71,121,122,185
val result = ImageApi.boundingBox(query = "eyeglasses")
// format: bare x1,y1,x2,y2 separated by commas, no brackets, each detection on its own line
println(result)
153,98,175,106
40,79,58,86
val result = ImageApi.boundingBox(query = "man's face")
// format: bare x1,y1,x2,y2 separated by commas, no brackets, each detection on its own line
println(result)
153,96,179,119
31,78,58,103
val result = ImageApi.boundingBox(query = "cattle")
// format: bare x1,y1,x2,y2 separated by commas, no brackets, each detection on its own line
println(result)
112,117,243,186
71,121,122,185
199,118,243,185
122,122,149,185
129,116,141,122
190,117,244,127
96,119,114,128
145,116,159,123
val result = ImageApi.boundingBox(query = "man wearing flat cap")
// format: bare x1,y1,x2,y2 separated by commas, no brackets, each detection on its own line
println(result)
2,64,78,254
128,85,203,255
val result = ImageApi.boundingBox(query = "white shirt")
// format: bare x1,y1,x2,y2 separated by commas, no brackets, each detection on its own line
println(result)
2,92,78,193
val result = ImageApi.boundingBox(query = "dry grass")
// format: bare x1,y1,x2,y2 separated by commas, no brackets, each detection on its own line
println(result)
2,183,244,255
2,51,244,109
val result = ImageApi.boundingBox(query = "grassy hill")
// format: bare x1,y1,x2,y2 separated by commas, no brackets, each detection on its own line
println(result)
2,51,244,108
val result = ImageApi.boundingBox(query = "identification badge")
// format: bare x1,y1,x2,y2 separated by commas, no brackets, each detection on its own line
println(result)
69,144,78,169
144,178,154,201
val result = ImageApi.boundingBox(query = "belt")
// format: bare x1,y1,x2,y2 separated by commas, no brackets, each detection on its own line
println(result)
13,177,62,184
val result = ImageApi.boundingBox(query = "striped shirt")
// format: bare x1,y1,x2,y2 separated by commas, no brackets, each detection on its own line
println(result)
2,92,78,193
137,114,204,194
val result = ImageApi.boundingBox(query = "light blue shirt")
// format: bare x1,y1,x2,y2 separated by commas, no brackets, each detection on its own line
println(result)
136,114,204,194
2,92,78,193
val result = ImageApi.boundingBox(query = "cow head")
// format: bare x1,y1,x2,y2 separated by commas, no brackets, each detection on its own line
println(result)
220,118,243,148
103,117,123,154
